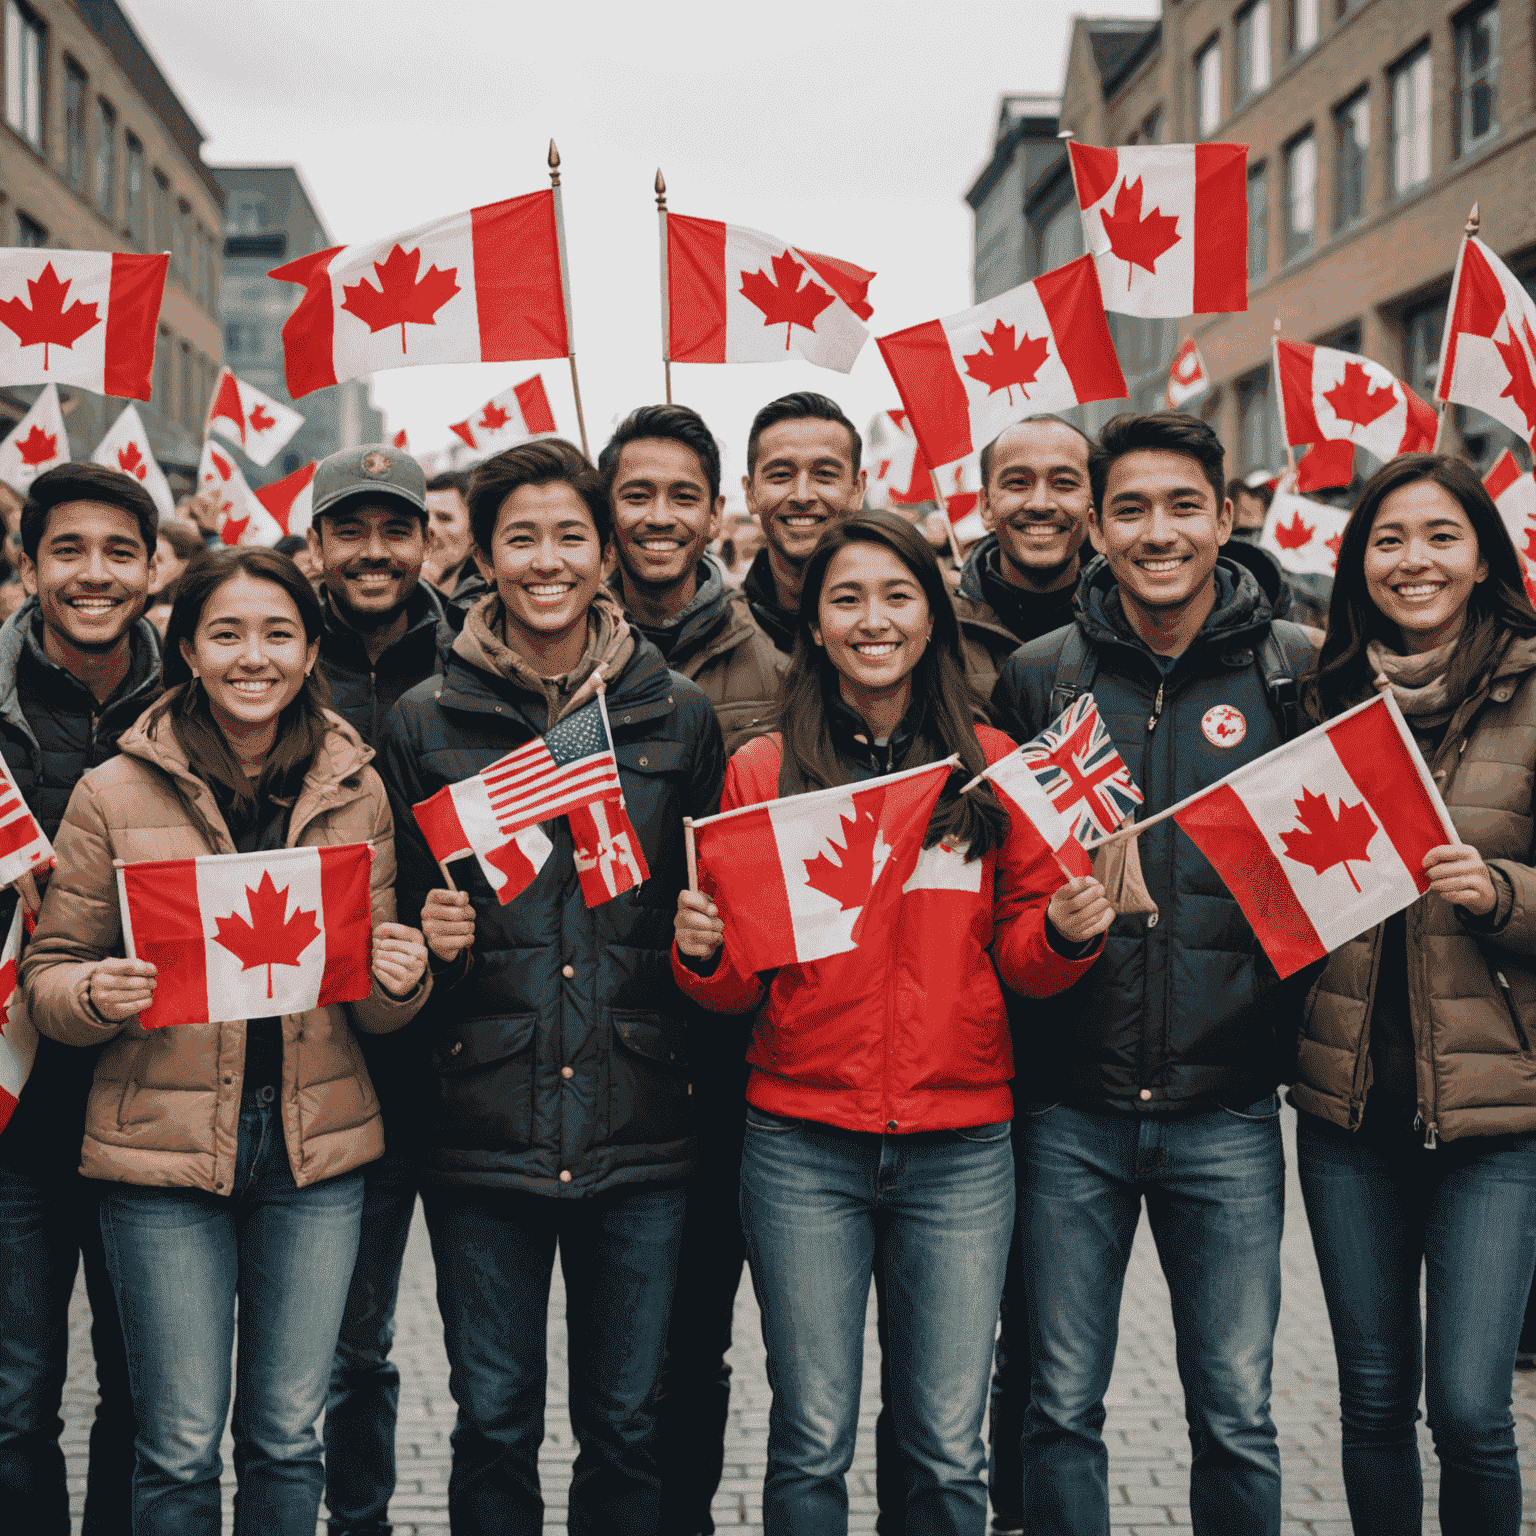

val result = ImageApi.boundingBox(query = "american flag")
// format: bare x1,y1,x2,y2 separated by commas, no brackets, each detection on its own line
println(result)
1018,693,1143,844
480,694,622,839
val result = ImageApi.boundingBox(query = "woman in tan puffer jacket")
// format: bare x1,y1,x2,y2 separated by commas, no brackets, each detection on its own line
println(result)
1294,454,1536,1536
22,547,429,1536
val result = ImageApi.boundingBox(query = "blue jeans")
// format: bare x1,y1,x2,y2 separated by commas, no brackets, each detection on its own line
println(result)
423,1181,687,1536
0,1163,135,1535
1297,1109,1536,1536
324,1145,422,1535
1018,1098,1284,1536
740,1109,1015,1536
99,1090,364,1536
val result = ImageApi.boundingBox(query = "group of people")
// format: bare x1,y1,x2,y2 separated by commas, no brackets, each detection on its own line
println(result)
0,389,1533,1536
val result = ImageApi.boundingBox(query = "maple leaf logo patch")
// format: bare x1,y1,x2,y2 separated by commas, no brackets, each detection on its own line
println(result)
479,401,510,432
1271,511,1314,551
1323,361,1398,432
0,263,102,369
802,799,891,911
213,869,322,998
14,423,57,466
1099,178,1181,289
116,443,148,482
963,320,1051,404
1278,787,1378,892
341,243,462,355
740,251,835,347
1495,317,1536,436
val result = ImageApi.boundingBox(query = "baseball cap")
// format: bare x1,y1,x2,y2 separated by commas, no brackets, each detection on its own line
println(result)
310,445,427,525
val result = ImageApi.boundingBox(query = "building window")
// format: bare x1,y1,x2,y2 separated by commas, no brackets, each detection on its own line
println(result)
1196,39,1222,137
94,98,116,218
194,223,206,307
205,230,219,314
178,342,193,431
1138,107,1164,145
1237,366,1276,472
4,0,44,150
151,169,169,250
1334,89,1369,229
124,134,144,244
1455,2,1499,157
153,325,172,412
1247,162,1269,281
172,198,189,282
1284,131,1316,260
1291,0,1318,53
16,210,45,246
63,58,85,187
1389,45,1431,197
226,192,267,235
1235,3,1271,105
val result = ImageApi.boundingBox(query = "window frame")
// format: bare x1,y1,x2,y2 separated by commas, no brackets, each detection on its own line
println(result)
4,0,46,152
1247,160,1269,282
1290,0,1318,54
1234,1,1272,107
94,96,116,219
1283,129,1317,262
1195,36,1222,138
16,209,46,246
1454,0,1499,158
124,133,144,244
62,55,85,188
1388,42,1432,197
1333,87,1370,231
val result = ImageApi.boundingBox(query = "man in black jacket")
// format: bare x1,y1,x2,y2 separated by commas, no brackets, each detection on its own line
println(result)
990,413,1315,1536
0,462,161,1535
380,439,724,1536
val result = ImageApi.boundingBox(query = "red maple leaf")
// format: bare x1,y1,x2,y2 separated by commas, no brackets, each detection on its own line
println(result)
248,403,276,434
14,423,57,466
0,957,14,1039
802,801,886,911
116,442,148,482
1325,532,1343,566
1271,510,1315,550
0,262,102,369
1495,317,1536,436
1278,787,1378,892
1099,177,1181,289
1323,361,1398,431
340,243,462,355
212,869,322,997
963,320,1051,404
479,401,511,432
739,251,835,348
220,515,250,547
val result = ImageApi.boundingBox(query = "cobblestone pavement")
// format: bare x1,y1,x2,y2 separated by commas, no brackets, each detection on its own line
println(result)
60,1108,1536,1532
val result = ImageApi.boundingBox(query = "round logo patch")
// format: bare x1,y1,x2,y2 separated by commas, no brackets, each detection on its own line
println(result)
361,451,393,478
1202,704,1246,747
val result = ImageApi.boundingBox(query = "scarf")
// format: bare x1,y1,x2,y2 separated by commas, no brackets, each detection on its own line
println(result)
1365,636,1460,727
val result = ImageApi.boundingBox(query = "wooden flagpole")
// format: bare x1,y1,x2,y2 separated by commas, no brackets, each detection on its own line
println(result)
683,817,698,893
657,170,672,404
548,140,590,458
1432,202,1480,454
928,466,965,566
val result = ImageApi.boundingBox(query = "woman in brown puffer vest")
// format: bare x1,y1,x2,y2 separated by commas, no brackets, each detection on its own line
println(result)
1294,454,1536,1536
22,548,429,1536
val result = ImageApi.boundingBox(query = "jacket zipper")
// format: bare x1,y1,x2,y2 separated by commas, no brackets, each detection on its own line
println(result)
1147,681,1165,734
1495,968,1530,1052
1413,1112,1439,1149
1138,675,1166,1097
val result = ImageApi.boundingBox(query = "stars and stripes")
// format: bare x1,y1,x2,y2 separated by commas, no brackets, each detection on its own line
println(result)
1018,693,1144,844
483,695,621,838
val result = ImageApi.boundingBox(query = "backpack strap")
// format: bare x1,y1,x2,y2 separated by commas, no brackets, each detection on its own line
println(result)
1258,620,1315,741
1048,626,1099,719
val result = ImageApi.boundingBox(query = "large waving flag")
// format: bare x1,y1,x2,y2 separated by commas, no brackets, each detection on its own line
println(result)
0,382,68,490
199,441,285,547
1274,339,1437,463
254,460,318,539
1437,231,1536,445
204,366,304,467
448,374,557,452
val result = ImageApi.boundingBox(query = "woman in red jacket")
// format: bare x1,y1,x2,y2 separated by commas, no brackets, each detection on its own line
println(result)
674,510,1112,1535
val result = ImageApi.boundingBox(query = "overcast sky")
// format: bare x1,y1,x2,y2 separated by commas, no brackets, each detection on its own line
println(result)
122,0,1157,480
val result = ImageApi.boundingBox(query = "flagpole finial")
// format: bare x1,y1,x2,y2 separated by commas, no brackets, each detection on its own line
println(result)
548,139,561,187
655,169,667,210
1466,202,1480,236
1273,316,1283,336
1057,128,1074,141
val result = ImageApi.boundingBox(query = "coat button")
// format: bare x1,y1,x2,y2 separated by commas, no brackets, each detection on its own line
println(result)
638,756,648,767
295,1031,305,1042
1147,913,1159,928
1140,1089,1152,1101
562,964,574,979
214,1181,224,1190
887,1119,898,1130
559,1169,572,1183
223,1075,232,1084
450,1041,463,1056
561,1066,574,1079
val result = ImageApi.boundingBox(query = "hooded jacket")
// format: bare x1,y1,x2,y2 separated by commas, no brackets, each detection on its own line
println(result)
990,555,1316,1112
955,534,1079,703
379,589,725,1196
741,547,798,655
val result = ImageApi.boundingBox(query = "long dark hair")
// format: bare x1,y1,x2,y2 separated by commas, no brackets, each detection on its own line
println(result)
778,510,1009,859
146,547,334,825
1305,453,1536,721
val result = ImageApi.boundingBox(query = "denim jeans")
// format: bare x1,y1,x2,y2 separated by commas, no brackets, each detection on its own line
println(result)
99,1090,364,1536
0,1162,135,1535
423,1181,687,1536
324,1145,422,1536
740,1108,1015,1536
985,1213,1027,1532
1017,1098,1284,1536
1297,1109,1536,1536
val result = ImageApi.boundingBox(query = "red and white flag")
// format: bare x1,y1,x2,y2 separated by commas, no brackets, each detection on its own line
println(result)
570,794,649,906
0,382,68,490
199,441,285,546
204,367,304,467
664,212,874,373
1486,448,1536,566
973,750,1093,879
448,374,558,452
1274,339,1437,463
117,843,375,1028
877,255,1126,471
0,250,166,398
1437,234,1536,444
1259,488,1350,577
91,405,173,521
0,903,36,1136
1295,438,1355,493
1165,338,1209,408
0,757,52,891
690,758,954,972
1069,142,1248,318
390,428,408,450
1172,693,1456,978
865,409,929,511
270,191,569,399
255,460,318,539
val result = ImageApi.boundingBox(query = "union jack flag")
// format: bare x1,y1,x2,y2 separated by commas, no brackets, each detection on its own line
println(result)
1017,693,1143,844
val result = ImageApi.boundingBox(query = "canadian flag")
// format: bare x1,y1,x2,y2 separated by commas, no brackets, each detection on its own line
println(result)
91,405,174,520
865,410,929,511
690,758,954,972
972,749,1093,879
570,794,649,905
1274,339,1437,464
0,903,36,1136
199,441,285,547
254,460,318,539
877,255,1126,471
1437,233,1536,445
1296,438,1355,493
1259,488,1350,577
1484,449,1536,603
270,191,569,399
1173,694,1455,978
1069,143,1248,318
449,374,558,452
204,367,304,468
664,212,874,373
0,250,166,398
1165,338,1209,408
117,843,375,1029
0,382,68,490
0,752,49,893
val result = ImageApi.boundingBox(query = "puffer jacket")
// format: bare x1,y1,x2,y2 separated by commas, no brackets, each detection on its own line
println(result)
991,554,1316,1111
1293,636,1536,1142
21,709,429,1191
379,594,725,1197
672,723,1100,1133
741,547,797,655
956,534,1079,703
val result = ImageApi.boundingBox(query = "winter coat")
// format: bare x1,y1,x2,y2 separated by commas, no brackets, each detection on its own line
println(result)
990,554,1316,1111
672,722,1101,1133
955,535,1079,704
379,595,726,1197
741,547,797,655
1292,636,1536,1142
21,708,428,1191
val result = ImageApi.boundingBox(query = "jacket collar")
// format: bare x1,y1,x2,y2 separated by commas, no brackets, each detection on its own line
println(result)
609,554,748,662
742,547,797,654
319,580,451,672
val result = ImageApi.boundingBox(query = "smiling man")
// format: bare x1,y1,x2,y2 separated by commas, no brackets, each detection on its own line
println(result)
990,413,1317,1536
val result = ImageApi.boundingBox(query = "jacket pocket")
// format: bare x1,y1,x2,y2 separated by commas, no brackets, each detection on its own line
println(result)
434,1013,537,1150
1493,968,1531,1053
608,1009,691,1147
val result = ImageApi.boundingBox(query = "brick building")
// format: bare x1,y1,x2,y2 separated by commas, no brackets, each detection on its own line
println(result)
0,0,223,480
